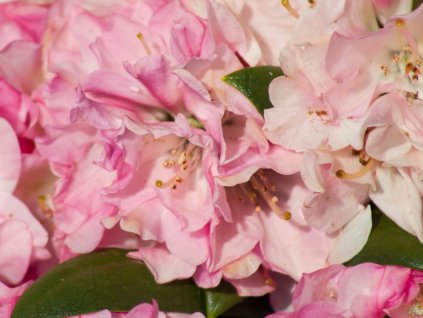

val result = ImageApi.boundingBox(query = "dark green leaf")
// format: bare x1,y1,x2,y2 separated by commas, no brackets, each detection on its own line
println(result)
345,210,423,270
12,249,243,318
413,0,423,10
206,281,244,318
222,66,283,115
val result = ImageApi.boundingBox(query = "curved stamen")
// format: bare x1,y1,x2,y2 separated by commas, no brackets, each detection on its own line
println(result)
336,159,376,180
395,19,419,57
281,0,300,19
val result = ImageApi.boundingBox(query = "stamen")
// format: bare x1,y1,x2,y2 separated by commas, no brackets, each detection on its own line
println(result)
307,0,316,7
395,19,419,57
336,159,376,180
283,211,292,220
38,195,53,218
327,290,338,300
250,175,288,220
392,53,400,63
380,65,390,76
281,0,300,19
155,143,202,190
137,32,152,55
409,303,423,316
265,278,274,285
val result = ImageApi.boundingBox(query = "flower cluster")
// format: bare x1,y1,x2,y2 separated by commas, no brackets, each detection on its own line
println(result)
1,0,423,317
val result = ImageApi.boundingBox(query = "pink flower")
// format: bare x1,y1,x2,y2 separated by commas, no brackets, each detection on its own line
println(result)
0,280,31,317
268,263,423,318
0,119,49,285
72,299,205,318
209,171,330,292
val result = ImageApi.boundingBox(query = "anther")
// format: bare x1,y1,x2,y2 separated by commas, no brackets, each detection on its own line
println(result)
392,54,400,63
265,278,274,285
409,303,423,315
283,211,292,220
175,176,182,183
380,65,390,76
281,0,299,19
171,184,177,190
155,180,163,188
395,18,405,28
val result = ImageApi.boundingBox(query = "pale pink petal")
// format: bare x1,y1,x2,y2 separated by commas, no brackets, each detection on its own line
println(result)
222,253,262,280
328,205,372,264
0,220,31,285
370,166,423,242
0,40,43,94
0,118,21,193
129,246,196,283
227,270,275,297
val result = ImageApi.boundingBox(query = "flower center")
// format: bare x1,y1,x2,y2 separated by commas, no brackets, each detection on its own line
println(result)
155,142,201,190
237,170,292,220
307,109,331,125
380,19,423,99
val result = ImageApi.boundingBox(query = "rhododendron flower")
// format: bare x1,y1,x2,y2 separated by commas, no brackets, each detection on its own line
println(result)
0,281,31,317
211,172,330,287
72,300,205,318
0,118,49,285
267,263,423,318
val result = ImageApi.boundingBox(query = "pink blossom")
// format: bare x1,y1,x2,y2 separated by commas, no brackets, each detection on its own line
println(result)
0,280,31,317
0,119,49,285
72,299,205,318
268,263,423,318
209,172,330,289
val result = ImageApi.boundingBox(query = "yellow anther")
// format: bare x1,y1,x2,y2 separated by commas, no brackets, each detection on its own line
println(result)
155,180,163,188
281,0,300,19
265,278,274,285
395,18,406,28
283,211,292,220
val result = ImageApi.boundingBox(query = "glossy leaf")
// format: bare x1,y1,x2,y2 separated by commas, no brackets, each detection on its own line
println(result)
222,66,283,115
345,210,423,270
413,0,423,10
12,249,243,318
206,281,244,318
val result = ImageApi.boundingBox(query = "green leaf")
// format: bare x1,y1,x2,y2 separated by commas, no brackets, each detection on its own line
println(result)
222,66,283,115
12,249,243,318
345,210,423,270
413,0,423,10
206,281,244,318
